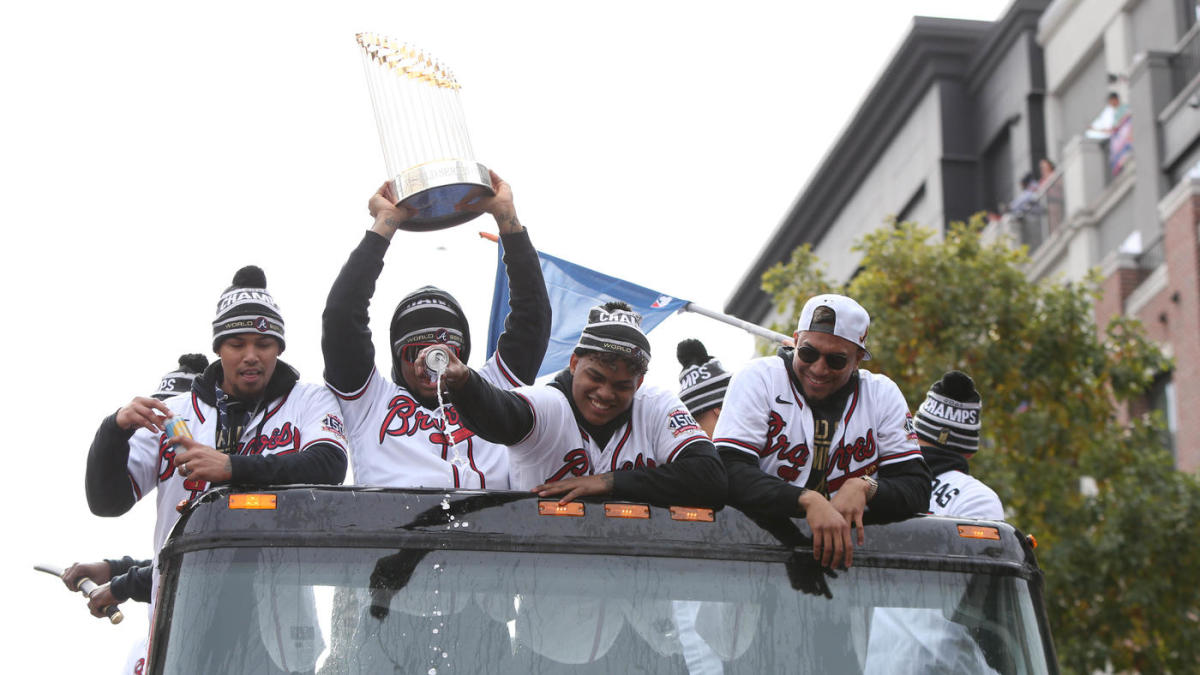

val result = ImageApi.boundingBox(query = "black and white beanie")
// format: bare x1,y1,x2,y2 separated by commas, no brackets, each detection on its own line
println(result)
914,370,982,453
575,301,651,364
212,266,286,352
677,339,731,417
389,285,470,361
152,353,210,400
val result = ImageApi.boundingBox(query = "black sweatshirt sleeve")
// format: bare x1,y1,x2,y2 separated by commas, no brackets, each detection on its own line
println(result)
611,440,727,509
450,370,535,444
229,442,348,486
109,564,152,604
492,230,551,385
720,449,807,517
85,413,139,517
322,231,390,393
870,457,933,517
103,555,150,577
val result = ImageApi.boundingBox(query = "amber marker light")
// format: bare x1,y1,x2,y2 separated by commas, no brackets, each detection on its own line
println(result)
604,503,650,519
229,494,277,510
538,501,584,516
957,524,1000,540
670,506,715,522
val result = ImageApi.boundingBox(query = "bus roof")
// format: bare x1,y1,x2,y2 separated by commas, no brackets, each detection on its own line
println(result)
160,486,1040,579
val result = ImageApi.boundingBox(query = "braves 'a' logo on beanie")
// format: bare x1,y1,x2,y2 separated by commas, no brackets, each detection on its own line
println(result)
255,317,270,332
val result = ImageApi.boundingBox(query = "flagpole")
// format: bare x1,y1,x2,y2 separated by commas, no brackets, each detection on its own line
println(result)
680,303,791,344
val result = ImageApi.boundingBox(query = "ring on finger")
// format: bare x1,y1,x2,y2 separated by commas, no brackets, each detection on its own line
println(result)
180,462,189,476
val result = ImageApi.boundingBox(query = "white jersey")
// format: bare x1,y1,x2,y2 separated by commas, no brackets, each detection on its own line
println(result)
506,383,709,490
330,355,523,489
124,382,348,618
126,382,348,564
713,356,922,496
929,469,1004,520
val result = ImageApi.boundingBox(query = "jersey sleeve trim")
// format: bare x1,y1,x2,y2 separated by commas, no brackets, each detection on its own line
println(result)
513,391,538,445
714,437,761,456
492,352,523,388
301,437,348,454
878,448,925,466
327,370,374,401
128,473,143,500
668,436,709,462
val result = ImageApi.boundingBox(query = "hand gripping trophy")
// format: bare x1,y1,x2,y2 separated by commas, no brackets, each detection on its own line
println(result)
356,33,494,231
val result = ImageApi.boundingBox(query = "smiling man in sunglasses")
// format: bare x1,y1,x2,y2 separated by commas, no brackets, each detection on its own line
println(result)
321,172,550,489
713,294,931,570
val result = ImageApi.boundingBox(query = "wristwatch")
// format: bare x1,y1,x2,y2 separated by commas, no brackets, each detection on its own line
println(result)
861,475,879,501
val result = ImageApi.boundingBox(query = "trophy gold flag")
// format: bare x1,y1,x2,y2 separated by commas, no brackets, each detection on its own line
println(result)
356,33,493,231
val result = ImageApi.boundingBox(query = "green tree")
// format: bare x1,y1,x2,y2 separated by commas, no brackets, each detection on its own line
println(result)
761,216,1200,673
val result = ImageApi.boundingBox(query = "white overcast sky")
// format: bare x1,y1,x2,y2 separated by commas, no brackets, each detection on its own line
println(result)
3,0,1009,670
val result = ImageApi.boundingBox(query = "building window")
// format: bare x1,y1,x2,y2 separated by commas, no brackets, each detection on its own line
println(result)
981,127,1013,216
1147,371,1178,459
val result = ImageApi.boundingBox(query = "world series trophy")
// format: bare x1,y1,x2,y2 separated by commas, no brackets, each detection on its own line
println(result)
356,33,493,231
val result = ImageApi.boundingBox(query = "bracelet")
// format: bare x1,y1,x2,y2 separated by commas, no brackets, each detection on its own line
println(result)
861,475,879,501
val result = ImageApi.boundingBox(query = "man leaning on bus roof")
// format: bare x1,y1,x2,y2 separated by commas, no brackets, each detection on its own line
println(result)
713,294,932,569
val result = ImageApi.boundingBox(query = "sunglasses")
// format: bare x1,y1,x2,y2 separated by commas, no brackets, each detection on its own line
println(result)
796,345,851,371
401,343,461,364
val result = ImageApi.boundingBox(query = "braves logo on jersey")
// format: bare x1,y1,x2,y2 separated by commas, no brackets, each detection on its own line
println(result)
760,410,811,482
547,448,591,482
379,394,477,446
618,453,656,471
155,422,304,497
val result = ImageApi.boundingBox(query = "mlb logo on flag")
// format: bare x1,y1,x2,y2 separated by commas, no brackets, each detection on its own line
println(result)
651,295,673,309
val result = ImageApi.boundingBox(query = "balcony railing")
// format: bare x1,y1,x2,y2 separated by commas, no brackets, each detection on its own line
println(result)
1137,234,1166,271
1172,20,1200,96
1011,170,1067,251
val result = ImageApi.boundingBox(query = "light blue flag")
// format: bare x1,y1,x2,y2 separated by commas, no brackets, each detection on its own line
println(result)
488,243,690,379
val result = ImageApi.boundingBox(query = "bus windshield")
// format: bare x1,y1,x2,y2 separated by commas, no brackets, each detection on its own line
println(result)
158,545,1049,674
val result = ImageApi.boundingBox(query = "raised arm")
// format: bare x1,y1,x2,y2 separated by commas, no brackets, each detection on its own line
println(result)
321,183,409,393
472,171,550,385
86,397,171,517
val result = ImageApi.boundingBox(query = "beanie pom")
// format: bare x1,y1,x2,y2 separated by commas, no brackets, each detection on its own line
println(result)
232,265,267,288
939,370,976,401
177,353,210,374
677,339,710,368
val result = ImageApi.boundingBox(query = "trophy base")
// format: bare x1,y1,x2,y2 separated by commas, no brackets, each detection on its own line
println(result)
391,160,495,231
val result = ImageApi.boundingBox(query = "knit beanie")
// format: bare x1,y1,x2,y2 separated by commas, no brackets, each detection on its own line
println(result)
388,285,470,363
914,370,982,453
212,266,286,352
575,301,651,365
677,339,731,417
152,353,210,400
